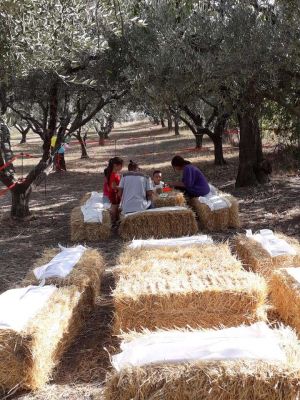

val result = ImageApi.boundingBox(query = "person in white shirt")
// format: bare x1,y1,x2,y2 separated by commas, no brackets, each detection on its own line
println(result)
152,170,164,191
119,160,154,214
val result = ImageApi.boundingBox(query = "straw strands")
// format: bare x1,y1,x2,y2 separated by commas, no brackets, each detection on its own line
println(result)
189,193,240,231
153,191,186,208
113,268,267,332
104,325,300,400
270,268,300,334
0,286,88,392
234,233,300,277
118,208,198,240
23,248,105,306
70,206,111,242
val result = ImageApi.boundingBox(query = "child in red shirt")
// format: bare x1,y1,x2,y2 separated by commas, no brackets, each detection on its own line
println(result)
104,157,123,223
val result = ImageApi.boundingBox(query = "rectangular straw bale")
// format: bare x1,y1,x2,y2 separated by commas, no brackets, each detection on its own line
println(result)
234,233,300,277
0,286,87,392
118,208,198,240
22,248,105,306
189,192,240,231
270,268,300,334
153,191,186,208
115,242,242,279
70,206,111,242
113,269,267,332
104,326,300,400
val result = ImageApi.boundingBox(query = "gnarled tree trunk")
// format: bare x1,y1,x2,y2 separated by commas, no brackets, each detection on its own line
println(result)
11,186,32,218
160,118,165,128
75,130,89,158
211,115,227,165
174,113,180,136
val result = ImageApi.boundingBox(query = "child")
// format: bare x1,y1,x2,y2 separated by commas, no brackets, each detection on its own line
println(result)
152,170,164,191
104,157,123,223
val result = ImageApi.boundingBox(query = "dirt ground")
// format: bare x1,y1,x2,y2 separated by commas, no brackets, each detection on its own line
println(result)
0,121,299,399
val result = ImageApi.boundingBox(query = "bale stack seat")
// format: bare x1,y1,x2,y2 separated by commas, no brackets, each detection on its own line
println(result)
189,190,240,231
0,285,88,392
234,231,300,277
104,323,300,400
113,267,267,332
153,190,186,208
118,207,198,240
270,267,300,334
23,246,105,306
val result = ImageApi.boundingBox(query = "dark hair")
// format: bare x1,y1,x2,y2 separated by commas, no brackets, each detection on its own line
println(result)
128,160,138,171
153,170,162,176
171,155,191,168
104,157,123,181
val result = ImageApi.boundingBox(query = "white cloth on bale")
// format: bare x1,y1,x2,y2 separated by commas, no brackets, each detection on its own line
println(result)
128,235,213,249
112,322,286,372
197,183,231,211
123,206,187,218
33,244,87,280
246,229,297,257
286,267,300,283
0,285,57,332
81,191,110,223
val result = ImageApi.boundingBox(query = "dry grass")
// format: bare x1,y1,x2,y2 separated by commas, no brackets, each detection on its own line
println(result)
152,191,186,208
0,286,89,393
234,233,300,278
270,268,300,334
104,325,300,400
70,206,111,242
115,242,242,279
22,248,105,306
118,208,198,240
113,268,267,332
189,192,240,231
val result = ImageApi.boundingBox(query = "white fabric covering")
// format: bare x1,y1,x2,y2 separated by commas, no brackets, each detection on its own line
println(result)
128,235,213,249
246,229,297,257
112,323,286,372
33,244,87,280
0,285,57,332
81,191,110,223
285,267,300,283
197,188,231,211
208,183,218,195
123,206,187,218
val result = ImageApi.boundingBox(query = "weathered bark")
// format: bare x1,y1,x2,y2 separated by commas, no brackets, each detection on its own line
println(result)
211,116,227,165
75,131,89,158
174,113,180,136
19,126,30,144
236,112,269,187
98,131,105,146
195,132,203,148
166,110,173,131
160,119,165,128
11,186,32,218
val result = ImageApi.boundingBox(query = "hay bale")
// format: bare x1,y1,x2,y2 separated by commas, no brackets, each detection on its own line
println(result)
80,192,92,206
189,192,240,231
0,285,88,392
23,247,105,305
104,324,300,400
118,207,198,240
270,267,300,333
115,242,242,279
113,268,267,332
234,233,300,277
70,206,111,242
153,191,186,208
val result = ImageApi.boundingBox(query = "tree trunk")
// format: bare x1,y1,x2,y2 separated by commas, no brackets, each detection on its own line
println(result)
19,128,29,144
75,132,89,159
153,117,160,125
236,112,269,187
98,131,105,146
174,114,180,136
167,116,173,131
195,131,203,148
11,186,32,218
160,119,165,128
211,116,227,165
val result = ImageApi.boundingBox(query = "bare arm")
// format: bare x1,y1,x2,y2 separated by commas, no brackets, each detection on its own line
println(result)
146,190,153,201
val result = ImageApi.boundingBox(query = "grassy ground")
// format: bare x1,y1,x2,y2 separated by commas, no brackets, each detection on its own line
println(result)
0,121,299,399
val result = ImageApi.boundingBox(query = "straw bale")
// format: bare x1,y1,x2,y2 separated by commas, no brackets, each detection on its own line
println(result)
113,269,267,332
189,193,240,231
118,208,198,240
0,286,88,392
80,192,92,206
270,268,300,334
23,248,105,306
70,206,111,242
234,233,300,277
104,326,300,400
153,191,186,208
115,242,242,279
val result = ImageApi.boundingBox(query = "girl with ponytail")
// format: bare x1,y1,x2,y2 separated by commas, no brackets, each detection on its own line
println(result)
104,157,123,222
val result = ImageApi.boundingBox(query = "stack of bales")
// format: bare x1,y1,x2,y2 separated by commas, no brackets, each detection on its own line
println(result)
153,190,186,208
118,207,198,240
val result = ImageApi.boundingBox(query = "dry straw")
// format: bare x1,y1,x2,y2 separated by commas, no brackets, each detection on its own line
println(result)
189,192,240,231
0,286,88,392
270,268,300,334
70,206,111,242
153,191,186,208
115,242,242,279
23,248,105,306
118,208,198,240
113,268,267,332
104,326,300,400
234,233,300,277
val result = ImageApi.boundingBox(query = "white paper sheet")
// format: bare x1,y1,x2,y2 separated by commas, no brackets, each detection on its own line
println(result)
285,267,300,283
198,191,231,211
0,285,57,332
33,244,87,280
112,323,286,372
246,229,297,257
128,235,213,249
123,206,188,218
81,191,111,223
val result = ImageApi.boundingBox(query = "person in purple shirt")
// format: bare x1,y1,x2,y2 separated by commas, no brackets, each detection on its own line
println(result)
169,155,210,197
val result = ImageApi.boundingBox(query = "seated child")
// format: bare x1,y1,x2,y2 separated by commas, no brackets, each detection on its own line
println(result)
152,170,165,191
